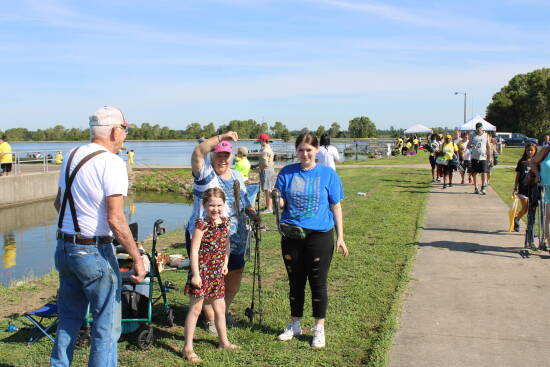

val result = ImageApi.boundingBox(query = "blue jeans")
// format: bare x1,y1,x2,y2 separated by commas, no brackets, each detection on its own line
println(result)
51,239,121,367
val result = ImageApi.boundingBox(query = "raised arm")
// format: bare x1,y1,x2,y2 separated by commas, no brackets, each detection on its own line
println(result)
191,131,238,177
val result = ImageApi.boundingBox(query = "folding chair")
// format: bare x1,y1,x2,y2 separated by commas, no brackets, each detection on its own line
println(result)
24,302,58,345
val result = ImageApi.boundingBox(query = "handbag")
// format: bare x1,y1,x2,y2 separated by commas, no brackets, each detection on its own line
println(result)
279,223,312,240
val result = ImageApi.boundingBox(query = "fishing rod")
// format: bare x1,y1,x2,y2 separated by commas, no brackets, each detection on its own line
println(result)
245,182,264,325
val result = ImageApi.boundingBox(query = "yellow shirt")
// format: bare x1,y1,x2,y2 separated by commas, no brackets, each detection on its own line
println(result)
128,151,135,164
0,142,12,163
234,156,251,181
440,142,456,160
55,153,63,164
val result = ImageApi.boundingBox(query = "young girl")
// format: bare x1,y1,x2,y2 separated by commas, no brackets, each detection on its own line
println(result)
183,187,239,363
512,143,538,232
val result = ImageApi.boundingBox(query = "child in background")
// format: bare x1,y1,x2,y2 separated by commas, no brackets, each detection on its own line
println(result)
512,143,538,232
234,146,251,183
183,187,239,363
460,135,472,185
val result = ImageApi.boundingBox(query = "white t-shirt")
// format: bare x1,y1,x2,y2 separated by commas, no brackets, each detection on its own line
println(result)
470,132,488,160
461,141,471,160
316,145,340,170
58,143,128,237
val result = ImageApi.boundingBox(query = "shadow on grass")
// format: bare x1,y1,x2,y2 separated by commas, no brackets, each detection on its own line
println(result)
419,240,528,259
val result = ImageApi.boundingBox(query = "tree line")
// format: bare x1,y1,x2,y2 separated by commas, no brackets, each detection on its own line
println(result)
0,116,381,141
486,68,550,141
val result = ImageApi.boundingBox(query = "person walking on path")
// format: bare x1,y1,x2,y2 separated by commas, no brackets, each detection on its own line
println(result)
258,133,275,213
127,149,135,165
316,133,340,170
51,106,146,367
512,143,538,232
274,132,349,349
459,134,472,185
436,134,458,189
234,146,251,183
183,187,240,363
468,122,493,195
186,133,260,334
428,134,440,182
0,136,13,176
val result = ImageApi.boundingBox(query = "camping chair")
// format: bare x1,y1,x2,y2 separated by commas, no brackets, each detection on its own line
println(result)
24,302,58,345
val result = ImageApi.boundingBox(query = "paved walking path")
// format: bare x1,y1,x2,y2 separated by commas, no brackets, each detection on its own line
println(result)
390,182,550,367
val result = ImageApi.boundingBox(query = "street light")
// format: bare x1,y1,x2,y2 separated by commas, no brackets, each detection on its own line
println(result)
454,91,467,124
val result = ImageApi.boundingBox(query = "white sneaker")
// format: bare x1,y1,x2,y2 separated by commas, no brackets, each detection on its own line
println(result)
311,325,325,348
277,321,301,341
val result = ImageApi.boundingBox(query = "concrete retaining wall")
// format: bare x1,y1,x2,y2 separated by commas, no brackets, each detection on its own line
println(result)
0,172,59,207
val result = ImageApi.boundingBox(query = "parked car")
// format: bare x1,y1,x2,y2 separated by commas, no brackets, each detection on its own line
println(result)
504,133,538,147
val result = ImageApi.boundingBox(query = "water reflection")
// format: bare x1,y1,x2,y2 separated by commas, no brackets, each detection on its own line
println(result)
0,193,192,286
2,234,16,269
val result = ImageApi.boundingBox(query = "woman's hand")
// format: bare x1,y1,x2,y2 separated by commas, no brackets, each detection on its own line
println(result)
191,274,202,289
336,238,349,257
221,131,239,142
221,265,229,276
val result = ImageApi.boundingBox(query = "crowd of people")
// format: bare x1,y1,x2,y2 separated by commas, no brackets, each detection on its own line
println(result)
21,103,549,365
395,135,421,155
427,122,496,194
50,107,349,366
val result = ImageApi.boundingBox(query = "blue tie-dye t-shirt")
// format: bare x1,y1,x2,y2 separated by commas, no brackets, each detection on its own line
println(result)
275,163,344,232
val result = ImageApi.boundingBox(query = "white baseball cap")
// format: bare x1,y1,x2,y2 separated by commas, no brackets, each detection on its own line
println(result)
89,106,126,127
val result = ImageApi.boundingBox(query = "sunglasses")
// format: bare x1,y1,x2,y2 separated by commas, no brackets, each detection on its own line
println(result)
114,124,128,133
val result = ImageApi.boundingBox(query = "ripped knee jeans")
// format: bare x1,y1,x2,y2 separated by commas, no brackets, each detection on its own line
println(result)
281,229,334,319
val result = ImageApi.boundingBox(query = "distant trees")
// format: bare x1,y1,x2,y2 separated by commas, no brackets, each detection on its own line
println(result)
2,116,383,141
486,68,550,140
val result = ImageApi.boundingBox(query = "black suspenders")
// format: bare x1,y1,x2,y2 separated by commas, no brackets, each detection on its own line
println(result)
57,147,107,234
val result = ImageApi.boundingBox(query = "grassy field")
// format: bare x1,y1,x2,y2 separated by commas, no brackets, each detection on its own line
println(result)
0,167,431,367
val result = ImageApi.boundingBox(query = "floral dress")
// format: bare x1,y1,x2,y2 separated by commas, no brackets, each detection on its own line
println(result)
184,217,230,299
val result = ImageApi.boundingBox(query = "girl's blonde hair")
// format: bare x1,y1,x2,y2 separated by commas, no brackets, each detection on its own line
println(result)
202,187,226,207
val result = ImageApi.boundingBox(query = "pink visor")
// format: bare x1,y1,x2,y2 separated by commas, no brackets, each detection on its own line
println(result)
213,141,233,154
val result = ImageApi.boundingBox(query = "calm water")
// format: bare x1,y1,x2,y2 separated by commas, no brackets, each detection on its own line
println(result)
11,140,383,166
0,192,193,286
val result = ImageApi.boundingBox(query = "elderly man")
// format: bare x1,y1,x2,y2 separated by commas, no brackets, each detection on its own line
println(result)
51,107,146,367
186,132,259,332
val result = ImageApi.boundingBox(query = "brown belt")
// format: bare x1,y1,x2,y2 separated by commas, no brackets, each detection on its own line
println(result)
57,232,113,245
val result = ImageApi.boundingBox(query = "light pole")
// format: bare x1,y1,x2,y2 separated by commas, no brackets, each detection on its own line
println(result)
454,91,467,124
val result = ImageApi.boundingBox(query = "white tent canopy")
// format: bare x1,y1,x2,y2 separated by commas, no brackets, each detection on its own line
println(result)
458,115,496,131
404,124,433,134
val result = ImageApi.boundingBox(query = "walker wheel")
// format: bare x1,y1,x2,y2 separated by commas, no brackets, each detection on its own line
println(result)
137,326,154,350
166,308,175,327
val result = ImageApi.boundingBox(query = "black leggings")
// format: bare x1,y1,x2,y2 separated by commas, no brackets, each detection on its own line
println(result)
281,229,334,319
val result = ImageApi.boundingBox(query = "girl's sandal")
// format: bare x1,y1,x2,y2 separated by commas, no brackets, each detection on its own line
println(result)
183,350,202,363
218,343,240,350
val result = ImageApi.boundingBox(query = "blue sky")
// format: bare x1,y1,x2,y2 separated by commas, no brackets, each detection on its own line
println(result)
1,0,549,131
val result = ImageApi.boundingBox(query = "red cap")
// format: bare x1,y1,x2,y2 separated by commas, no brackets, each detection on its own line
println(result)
257,133,270,142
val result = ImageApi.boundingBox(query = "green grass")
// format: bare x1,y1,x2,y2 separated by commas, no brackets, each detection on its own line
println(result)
341,151,429,165
0,167,431,367
132,169,193,195
496,147,523,166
